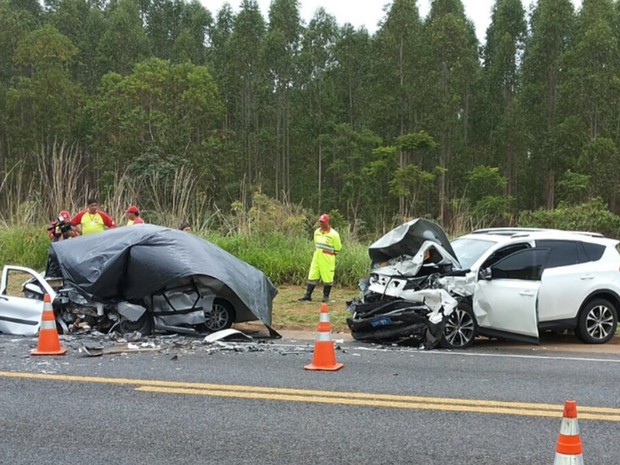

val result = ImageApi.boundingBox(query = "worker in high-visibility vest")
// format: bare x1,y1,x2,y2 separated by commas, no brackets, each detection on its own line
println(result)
299,214,342,303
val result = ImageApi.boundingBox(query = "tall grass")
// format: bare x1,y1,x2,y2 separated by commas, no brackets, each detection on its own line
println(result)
0,226,371,287
0,227,50,270
207,231,370,287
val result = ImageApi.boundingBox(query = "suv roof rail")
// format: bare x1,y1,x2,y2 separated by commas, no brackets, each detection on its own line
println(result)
471,227,605,239
470,227,550,236
561,231,605,238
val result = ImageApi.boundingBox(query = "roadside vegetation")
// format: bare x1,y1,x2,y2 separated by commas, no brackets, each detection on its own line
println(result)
4,1,620,333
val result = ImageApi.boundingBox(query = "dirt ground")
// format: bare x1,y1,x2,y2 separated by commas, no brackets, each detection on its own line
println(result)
270,285,358,332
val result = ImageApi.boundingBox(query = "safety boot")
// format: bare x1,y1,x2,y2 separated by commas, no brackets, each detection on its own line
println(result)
298,283,316,302
322,285,332,303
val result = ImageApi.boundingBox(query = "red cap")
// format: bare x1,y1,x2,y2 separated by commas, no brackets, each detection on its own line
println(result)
319,214,330,223
59,210,70,221
126,205,139,214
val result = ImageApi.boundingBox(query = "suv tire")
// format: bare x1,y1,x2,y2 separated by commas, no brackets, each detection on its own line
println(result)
441,301,477,349
576,298,618,344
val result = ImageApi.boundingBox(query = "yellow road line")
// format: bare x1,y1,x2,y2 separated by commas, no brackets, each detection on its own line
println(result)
1,371,618,421
134,386,620,421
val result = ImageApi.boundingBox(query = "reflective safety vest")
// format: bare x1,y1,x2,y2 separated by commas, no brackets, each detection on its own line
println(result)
313,227,342,256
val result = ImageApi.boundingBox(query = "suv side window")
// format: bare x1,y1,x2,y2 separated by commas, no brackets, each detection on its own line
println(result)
490,248,549,281
481,243,530,269
582,242,605,262
535,240,580,268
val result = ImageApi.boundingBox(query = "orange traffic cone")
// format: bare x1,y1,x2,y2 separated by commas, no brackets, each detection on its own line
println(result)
553,400,583,465
31,293,67,356
304,302,343,371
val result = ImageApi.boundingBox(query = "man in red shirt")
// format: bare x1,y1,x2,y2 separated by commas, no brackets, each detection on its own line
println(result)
126,205,145,226
71,198,116,235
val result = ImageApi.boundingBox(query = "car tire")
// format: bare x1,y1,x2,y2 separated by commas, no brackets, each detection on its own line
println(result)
575,298,618,344
118,312,153,336
204,298,236,332
441,301,477,349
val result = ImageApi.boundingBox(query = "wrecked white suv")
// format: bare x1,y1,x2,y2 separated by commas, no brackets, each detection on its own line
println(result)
347,220,620,349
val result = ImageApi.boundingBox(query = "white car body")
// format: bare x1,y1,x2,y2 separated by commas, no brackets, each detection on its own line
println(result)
0,265,56,336
449,229,620,344
364,221,620,347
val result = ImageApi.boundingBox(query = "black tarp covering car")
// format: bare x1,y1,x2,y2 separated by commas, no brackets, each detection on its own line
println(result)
46,225,278,332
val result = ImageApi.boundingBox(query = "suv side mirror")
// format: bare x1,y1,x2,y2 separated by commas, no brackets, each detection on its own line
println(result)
478,267,492,281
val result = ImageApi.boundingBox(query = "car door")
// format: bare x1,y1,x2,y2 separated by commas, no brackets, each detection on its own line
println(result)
473,248,550,342
0,295,44,336
534,240,597,323
0,266,54,336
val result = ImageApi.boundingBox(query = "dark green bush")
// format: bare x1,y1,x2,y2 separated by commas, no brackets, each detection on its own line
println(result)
519,198,620,238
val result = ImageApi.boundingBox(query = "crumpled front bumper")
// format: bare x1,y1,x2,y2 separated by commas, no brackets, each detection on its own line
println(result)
346,298,446,348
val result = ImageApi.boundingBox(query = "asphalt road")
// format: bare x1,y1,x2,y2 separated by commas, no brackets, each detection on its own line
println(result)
0,332,619,465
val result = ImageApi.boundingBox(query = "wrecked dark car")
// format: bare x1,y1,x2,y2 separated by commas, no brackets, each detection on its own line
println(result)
1,225,278,338
347,219,465,349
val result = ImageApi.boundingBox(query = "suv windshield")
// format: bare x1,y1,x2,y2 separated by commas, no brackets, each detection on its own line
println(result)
450,237,497,269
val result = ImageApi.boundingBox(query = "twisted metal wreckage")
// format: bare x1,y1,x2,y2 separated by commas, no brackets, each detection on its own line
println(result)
0,225,279,339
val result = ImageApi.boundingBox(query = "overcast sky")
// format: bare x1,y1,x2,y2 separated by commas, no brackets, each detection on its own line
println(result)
199,0,582,43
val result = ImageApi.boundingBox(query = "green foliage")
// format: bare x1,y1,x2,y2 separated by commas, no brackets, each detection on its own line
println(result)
4,0,620,241
204,230,369,287
0,227,49,270
578,137,620,206
230,192,307,238
519,198,620,238
471,195,514,227
88,58,225,198
465,165,507,202
396,131,438,152
556,170,591,205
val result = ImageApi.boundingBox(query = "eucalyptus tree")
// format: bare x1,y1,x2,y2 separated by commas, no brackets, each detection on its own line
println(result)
46,0,106,92
554,0,620,211
561,0,620,140
7,25,84,156
578,137,620,210
369,0,425,219
479,0,527,198
521,0,575,209
0,0,41,84
170,0,212,64
225,0,266,194
370,0,423,141
87,58,224,195
320,123,382,233
332,24,371,131
263,0,302,200
420,0,480,223
207,4,235,130
143,0,211,64
0,0,41,166
96,0,151,76
143,0,183,59
294,8,338,209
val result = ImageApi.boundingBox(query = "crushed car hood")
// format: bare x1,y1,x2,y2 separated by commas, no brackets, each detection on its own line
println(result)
46,225,277,326
368,218,459,266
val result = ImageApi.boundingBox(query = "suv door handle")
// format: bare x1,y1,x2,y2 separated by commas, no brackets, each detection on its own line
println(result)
580,276,594,280
519,291,536,297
